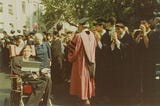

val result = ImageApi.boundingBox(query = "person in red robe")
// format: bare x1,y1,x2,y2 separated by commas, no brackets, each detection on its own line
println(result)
68,18,97,106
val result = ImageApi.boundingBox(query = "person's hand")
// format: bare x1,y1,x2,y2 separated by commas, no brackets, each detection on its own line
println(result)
48,59,51,66
140,24,147,36
94,31,101,42
32,73,39,79
41,68,50,74
111,32,118,43
1,39,5,43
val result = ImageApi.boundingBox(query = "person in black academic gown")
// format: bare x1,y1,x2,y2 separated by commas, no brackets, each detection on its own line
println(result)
94,17,117,102
51,31,63,85
134,20,155,100
148,22,160,99
110,23,134,99
93,19,108,102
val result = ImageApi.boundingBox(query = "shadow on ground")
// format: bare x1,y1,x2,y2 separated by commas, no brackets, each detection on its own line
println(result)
51,82,160,106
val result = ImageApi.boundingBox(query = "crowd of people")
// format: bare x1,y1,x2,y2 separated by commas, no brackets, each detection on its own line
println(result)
0,16,160,106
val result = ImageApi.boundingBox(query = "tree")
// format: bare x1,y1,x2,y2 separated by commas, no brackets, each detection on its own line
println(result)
41,0,160,31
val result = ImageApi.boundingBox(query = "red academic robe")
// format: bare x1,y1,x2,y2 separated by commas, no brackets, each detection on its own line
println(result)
68,29,97,100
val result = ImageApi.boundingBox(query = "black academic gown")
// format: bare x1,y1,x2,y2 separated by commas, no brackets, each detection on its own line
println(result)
148,30,160,97
51,38,63,85
95,29,118,99
149,30,160,63
134,30,155,99
110,33,134,98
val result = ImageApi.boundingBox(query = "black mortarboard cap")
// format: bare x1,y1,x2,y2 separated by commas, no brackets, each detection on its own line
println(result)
78,17,89,25
115,23,125,29
95,18,106,25
106,17,116,25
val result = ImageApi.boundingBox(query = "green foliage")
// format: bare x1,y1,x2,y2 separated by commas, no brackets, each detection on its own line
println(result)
41,0,160,30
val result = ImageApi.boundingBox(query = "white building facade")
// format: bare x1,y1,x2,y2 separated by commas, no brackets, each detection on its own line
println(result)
0,0,41,35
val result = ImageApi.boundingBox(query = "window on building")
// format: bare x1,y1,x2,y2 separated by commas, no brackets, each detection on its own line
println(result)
33,4,37,17
33,11,37,16
22,1,26,13
0,22,4,33
8,4,13,15
0,2,3,13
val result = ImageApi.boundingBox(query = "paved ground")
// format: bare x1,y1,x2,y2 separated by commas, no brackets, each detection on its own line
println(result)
0,72,10,106
1,71,160,106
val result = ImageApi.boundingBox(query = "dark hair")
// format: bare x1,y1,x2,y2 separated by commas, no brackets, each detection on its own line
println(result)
17,29,21,33
3,31,7,34
10,30,15,34
95,18,106,26
15,35,23,41
140,20,148,25
115,23,125,29
56,23,63,31
53,31,59,36
107,17,117,25
20,45,32,56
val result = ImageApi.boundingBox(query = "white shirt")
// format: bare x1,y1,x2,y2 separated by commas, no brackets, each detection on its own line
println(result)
97,29,106,49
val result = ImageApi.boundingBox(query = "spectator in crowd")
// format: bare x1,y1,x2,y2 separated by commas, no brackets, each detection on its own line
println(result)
63,31,73,83
51,31,63,85
2,31,10,72
68,17,97,106
3,31,9,39
9,35,25,58
10,30,15,36
34,33,52,106
46,33,53,46
26,32,35,45
34,33,51,68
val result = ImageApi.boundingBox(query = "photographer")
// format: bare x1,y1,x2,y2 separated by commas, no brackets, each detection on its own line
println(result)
135,22,149,48
134,20,154,100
